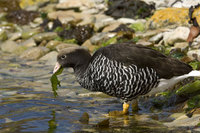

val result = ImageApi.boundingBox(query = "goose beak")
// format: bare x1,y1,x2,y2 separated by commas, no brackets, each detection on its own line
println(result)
53,62,61,74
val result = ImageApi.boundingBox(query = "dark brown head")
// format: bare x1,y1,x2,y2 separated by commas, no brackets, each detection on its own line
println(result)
53,47,91,74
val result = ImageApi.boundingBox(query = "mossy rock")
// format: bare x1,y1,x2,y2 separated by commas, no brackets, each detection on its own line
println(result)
176,80,200,97
0,0,21,12
129,22,145,32
147,7,200,29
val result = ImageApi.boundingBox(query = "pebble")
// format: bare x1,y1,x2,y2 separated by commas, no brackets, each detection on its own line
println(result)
39,51,58,65
20,47,50,60
20,38,37,48
8,32,22,41
33,32,58,43
46,40,62,50
0,40,19,53
56,43,79,52
21,27,40,39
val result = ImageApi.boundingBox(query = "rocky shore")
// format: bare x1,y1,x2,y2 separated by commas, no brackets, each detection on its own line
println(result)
1,0,200,132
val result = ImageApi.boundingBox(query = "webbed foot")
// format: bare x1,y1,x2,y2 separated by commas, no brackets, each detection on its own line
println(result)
108,103,129,116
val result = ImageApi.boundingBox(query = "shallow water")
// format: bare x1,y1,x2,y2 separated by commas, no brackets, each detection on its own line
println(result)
0,51,194,133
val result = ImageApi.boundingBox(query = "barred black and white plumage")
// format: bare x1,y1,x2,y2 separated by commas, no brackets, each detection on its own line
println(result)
77,54,159,102
53,43,200,115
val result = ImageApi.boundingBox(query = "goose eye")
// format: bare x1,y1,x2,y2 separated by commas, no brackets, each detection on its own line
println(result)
61,55,67,59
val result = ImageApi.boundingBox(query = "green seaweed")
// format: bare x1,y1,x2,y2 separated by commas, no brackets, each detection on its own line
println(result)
189,61,200,70
129,22,145,32
50,67,63,97
176,80,200,96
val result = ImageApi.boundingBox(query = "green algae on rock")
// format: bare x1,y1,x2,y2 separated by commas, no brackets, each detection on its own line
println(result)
50,66,63,97
176,80,200,98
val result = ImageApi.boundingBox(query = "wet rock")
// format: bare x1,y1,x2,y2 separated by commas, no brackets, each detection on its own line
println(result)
40,51,58,65
78,92,110,98
96,119,109,128
20,38,37,48
0,40,28,55
163,27,190,46
33,32,58,43
46,40,61,50
56,43,79,52
6,10,39,25
20,46,50,60
149,33,163,44
79,112,89,124
105,0,155,19
0,29,7,41
187,49,200,61
21,27,40,39
164,114,200,127
0,40,19,53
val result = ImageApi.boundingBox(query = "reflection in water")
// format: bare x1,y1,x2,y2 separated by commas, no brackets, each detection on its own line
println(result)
48,111,57,133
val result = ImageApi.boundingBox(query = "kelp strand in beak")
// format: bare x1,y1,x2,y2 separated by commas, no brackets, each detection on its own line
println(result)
50,67,63,97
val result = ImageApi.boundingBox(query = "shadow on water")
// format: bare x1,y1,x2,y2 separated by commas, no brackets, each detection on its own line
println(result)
0,52,193,133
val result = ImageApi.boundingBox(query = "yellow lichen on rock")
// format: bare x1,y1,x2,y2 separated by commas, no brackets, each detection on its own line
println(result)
147,8,189,29
192,7,200,25
147,7,200,29
20,0,49,9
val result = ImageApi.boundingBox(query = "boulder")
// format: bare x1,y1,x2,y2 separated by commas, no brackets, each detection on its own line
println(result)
163,27,190,46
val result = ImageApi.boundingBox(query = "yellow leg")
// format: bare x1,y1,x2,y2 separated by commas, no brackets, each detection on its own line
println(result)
123,103,130,114
109,103,130,116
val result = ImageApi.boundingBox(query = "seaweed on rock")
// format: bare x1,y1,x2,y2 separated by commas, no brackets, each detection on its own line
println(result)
105,0,155,19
